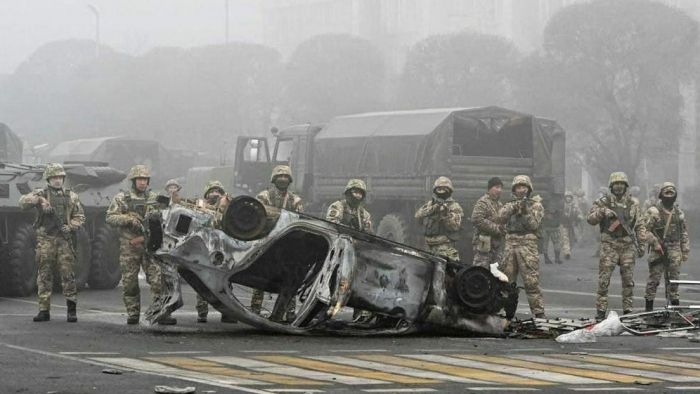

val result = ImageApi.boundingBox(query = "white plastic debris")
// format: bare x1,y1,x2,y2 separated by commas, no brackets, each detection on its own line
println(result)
490,263,509,283
154,386,196,394
555,311,624,343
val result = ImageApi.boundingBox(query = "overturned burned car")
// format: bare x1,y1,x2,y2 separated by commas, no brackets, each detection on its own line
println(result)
143,196,514,336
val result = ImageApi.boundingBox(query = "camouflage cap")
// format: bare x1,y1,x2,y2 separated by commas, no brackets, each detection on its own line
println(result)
271,165,293,183
344,179,367,195
608,172,629,188
658,182,677,198
204,180,225,197
43,163,66,180
128,165,150,181
628,186,640,197
433,176,454,193
511,175,533,193
165,179,181,191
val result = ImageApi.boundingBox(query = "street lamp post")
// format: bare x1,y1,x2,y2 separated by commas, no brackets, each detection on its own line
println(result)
87,4,100,58
225,0,230,44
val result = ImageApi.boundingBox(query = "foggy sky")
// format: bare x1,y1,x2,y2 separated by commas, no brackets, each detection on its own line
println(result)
0,0,263,74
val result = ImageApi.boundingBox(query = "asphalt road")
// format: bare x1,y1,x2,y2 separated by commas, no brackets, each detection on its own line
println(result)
3,242,700,394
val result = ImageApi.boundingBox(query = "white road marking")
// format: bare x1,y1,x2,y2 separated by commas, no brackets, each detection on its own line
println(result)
667,387,700,390
508,354,700,382
327,349,388,353
201,356,390,385
661,348,700,350
509,348,556,352
60,352,121,355
466,388,539,392
240,350,300,354
148,351,212,355
540,289,698,303
0,342,274,394
597,354,700,369
404,354,607,385
309,355,492,384
568,388,643,392
362,389,437,393
267,390,325,393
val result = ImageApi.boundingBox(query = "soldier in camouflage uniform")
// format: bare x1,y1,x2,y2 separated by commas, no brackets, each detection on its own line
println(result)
561,190,583,260
199,180,237,323
107,165,175,325
470,177,504,267
541,197,564,265
588,172,646,320
326,179,373,322
643,182,690,311
19,163,85,323
251,165,304,320
416,176,464,262
592,186,610,258
497,175,546,319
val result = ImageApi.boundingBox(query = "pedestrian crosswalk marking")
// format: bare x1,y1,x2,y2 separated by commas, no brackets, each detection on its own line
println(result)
255,355,439,384
200,356,390,385
143,357,326,386
309,355,491,384
509,354,700,383
89,357,270,386
405,354,600,385
596,354,700,370
647,353,700,363
554,354,700,378
356,354,553,386
454,354,657,384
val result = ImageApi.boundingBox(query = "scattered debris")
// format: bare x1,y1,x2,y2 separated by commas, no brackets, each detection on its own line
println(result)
154,386,196,394
102,368,123,375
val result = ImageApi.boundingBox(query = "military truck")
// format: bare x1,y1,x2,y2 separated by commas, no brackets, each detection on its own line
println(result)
0,124,125,296
233,107,566,261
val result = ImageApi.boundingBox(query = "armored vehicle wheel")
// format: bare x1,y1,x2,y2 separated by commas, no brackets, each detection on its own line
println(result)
52,227,92,291
87,224,122,290
377,214,409,244
4,224,37,297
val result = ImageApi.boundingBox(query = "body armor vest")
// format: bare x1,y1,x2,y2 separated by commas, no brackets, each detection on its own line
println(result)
506,200,534,234
37,188,70,233
655,203,682,243
268,188,294,210
599,196,633,237
543,209,560,228
340,204,363,231
124,192,155,219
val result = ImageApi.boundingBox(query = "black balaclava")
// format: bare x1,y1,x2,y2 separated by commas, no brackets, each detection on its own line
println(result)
274,177,290,191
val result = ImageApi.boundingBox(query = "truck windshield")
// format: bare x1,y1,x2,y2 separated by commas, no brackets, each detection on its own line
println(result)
274,138,294,164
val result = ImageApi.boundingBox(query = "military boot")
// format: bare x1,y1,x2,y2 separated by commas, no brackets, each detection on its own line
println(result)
67,300,77,323
197,314,207,323
645,299,654,312
544,253,553,265
33,311,50,322
535,313,547,319
158,316,177,326
554,251,563,265
595,310,606,321
127,315,139,325
671,299,680,306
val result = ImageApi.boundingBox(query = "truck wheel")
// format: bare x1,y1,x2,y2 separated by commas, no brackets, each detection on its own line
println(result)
51,227,91,292
377,214,409,244
87,224,122,290
4,224,37,297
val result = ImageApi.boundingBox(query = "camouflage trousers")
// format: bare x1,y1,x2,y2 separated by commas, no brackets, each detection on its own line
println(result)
251,289,296,319
428,242,460,262
644,243,682,302
471,240,504,268
196,294,208,317
501,238,545,315
119,239,162,317
559,225,571,257
597,237,635,312
541,227,562,254
36,234,76,311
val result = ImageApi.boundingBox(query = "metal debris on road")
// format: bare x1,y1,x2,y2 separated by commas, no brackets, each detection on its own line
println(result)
154,386,196,394
102,368,123,375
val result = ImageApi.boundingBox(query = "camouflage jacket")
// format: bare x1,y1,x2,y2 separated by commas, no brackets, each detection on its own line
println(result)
415,197,464,245
588,194,646,245
204,194,234,230
563,200,583,225
497,196,544,242
256,188,304,213
644,203,690,261
106,188,163,240
326,200,373,234
470,193,503,244
19,187,85,237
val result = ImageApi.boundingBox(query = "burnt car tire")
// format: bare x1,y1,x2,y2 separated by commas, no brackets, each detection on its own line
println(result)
3,224,38,297
455,266,504,315
52,227,91,292
376,214,409,244
87,224,122,290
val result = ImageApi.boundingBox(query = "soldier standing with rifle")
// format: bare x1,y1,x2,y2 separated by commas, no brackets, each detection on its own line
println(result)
416,176,464,262
587,172,646,320
643,182,690,311
561,190,583,260
107,165,175,325
20,163,85,323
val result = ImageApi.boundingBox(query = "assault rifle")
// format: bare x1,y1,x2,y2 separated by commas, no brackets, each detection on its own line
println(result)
48,208,77,258
608,215,644,258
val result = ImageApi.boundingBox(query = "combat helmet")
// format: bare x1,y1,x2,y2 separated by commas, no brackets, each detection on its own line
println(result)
43,163,66,180
270,165,293,183
564,190,574,199
204,180,225,198
658,182,677,198
128,165,150,181
344,179,367,197
165,179,181,191
608,172,629,188
433,176,454,193
574,188,586,198
511,175,533,194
